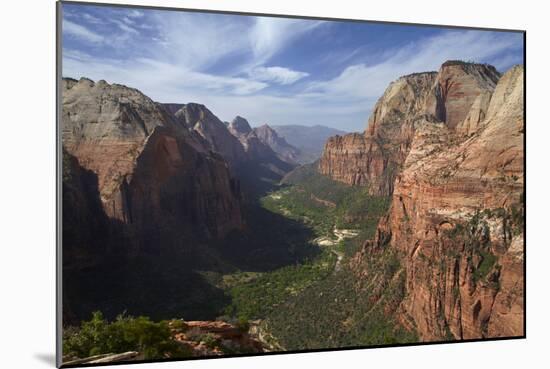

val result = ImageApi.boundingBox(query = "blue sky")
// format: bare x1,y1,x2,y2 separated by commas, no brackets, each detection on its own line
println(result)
62,3,524,132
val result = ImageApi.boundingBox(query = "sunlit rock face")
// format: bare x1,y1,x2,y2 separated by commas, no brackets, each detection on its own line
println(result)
319,62,501,197
349,64,524,340
319,71,438,195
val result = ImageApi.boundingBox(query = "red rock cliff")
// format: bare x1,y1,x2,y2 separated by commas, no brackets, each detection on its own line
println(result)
319,62,500,196
351,64,524,340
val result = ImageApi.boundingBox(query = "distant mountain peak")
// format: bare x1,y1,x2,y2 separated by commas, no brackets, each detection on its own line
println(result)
253,124,300,165
257,123,273,130
254,124,285,144
229,116,252,136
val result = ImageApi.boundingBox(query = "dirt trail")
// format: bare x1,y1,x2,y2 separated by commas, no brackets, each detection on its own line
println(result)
312,226,359,273
331,250,344,272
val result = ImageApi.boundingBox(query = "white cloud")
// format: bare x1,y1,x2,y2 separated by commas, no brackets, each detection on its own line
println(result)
81,13,103,25
249,66,309,85
248,17,324,67
63,19,104,44
63,53,268,97
127,9,144,18
140,13,325,76
150,12,249,71
137,58,269,95
122,16,135,25
62,9,523,132
112,19,139,35
62,48,93,61
307,30,524,101
318,46,366,67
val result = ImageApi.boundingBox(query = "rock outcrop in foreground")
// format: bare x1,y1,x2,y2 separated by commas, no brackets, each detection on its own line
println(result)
63,319,265,365
321,62,524,341
172,320,264,356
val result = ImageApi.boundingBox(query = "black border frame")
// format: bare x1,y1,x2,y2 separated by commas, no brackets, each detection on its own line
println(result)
56,1,527,367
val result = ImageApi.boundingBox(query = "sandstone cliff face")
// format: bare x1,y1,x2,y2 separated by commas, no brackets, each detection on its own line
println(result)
425,61,500,130
319,62,501,196
62,78,243,250
351,65,524,341
319,72,438,195
253,124,301,164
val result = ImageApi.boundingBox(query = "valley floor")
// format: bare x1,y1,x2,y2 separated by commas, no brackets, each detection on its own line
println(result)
210,165,417,350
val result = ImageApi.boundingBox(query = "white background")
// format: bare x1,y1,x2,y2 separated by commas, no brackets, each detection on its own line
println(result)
0,0,546,368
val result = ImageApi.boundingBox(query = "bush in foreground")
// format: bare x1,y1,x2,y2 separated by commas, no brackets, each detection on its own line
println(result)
63,311,191,360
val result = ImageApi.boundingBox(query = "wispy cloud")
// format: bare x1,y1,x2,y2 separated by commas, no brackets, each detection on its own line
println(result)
81,13,103,25
121,16,135,25
63,54,269,97
307,30,524,101
63,19,104,44
150,12,249,71
249,66,309,85
127,9,144,18
62,3,523,131
248,17,324,67
112,19,139,35
63,48,93,61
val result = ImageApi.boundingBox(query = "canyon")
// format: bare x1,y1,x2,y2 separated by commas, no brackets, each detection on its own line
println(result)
62,78,301,257
61,77,302,327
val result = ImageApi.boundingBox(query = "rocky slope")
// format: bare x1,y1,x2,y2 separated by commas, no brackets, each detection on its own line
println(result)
347,63,524,340
272,124,347,164
253,124,301,164
62,78,243,252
